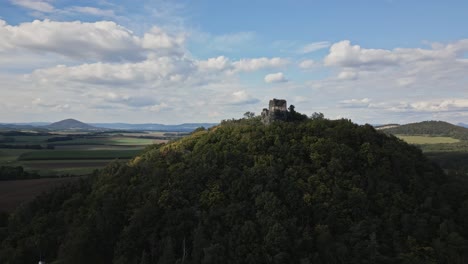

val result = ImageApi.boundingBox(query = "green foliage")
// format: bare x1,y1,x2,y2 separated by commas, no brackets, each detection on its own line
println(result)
2,117,468,263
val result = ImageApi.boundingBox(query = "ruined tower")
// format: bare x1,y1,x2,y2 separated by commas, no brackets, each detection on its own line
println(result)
261,98,288,124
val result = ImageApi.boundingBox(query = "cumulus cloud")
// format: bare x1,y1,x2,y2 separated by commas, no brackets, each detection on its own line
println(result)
299,41,330,54
409,99,468,112
197,56,231,71
0,19,184,62
30,56,197,86
324,39,468,70
264,72,288,83
230,90,260,105
324,40,398,68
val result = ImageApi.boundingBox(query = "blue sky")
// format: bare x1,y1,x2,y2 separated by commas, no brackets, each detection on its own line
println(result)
0,0,468,124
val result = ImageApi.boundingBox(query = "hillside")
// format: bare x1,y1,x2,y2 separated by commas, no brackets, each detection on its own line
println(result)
381,120,468,140
1,117,468,263
45,118,98,131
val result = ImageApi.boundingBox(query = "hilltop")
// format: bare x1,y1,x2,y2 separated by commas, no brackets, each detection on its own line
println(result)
44,118,99,131
2,114,468,263
379,120,468,140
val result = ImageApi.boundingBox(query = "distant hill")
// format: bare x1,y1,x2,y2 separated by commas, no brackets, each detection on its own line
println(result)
458,122,468,128
91,122,218,132
0,121,218,132
374,123,400,130
380,120,468,140
45,119,98,131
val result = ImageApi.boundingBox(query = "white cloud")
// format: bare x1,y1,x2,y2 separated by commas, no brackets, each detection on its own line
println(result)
264,72,288,83
142,26,185,53
10,0,55,13
197,56,231,71
324,39,468,70
409,99,468,112
339,98,371,108
324,40,398,68
30,56,197,87
299,41,330,54
299,59,318,69
233,57,289,72
100,92,156,107
337,70,358,80
67,6,116,17
230,90,260,105
145,102,170,112
0,19,184,62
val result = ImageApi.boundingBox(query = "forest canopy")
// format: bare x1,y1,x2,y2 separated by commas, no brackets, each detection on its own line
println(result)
1,115,468,264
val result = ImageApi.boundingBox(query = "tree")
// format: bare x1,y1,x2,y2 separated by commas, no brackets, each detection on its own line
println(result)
244,112,255,119
310,112,324,120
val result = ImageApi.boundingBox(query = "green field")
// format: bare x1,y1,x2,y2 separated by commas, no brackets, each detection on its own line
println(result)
394,134,468,173
0,131,184,176
396,135,460,144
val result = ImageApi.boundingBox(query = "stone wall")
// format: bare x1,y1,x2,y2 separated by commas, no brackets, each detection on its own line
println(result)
261,98,288,124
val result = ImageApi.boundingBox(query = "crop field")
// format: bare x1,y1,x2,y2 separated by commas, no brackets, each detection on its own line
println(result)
0,130,188,212
0,130,185,176
0,177,82,212
396,135,460,144
18,149,142,161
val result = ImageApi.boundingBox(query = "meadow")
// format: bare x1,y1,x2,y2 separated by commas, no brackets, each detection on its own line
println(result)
395,135,460,144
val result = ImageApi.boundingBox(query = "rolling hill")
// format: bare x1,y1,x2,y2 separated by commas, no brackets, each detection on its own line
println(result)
379,120,468,140
44,118,99,131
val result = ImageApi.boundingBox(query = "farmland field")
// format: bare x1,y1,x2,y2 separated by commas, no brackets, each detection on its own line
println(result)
18,149,142,161
0,130,186,176
396,135,460,144
0,130,189,212
0,177,82,212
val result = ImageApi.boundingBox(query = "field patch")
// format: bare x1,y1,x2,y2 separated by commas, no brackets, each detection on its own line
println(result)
396,135,460,144
18,149,142,161
0,177,82,212
0,130,188,175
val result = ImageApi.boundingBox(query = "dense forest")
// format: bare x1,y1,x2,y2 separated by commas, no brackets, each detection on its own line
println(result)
382,121,468,140
1,115,468,263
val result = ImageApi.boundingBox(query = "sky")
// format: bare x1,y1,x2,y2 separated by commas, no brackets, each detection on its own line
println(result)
0,0,468,124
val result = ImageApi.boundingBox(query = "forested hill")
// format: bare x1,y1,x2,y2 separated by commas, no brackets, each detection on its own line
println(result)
381,120,468,140
2,117,468,263
45,118,98,131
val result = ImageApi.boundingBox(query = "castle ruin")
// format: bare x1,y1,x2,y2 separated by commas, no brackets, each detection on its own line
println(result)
261,98,288,124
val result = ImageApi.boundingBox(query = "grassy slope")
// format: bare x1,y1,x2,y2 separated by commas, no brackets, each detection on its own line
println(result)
396,135,460,144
